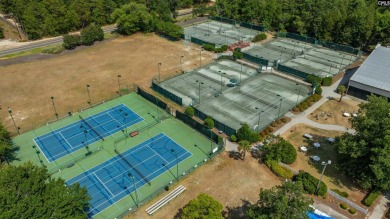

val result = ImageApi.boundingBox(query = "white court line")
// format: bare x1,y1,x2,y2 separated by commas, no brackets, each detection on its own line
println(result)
58,132,74,149
32,138,51,163
93,172,114,197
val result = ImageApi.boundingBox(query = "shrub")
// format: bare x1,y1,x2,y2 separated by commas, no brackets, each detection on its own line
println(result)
42,45,65,54
204,117,215,129
237,123,260,143
268,127,274,133
264,129,270,135
184,107,195,117
306,75,322,85
264,137,296,164
293,107,299,112
298,105,304,112
271,122,278,127
252,33,267,42
312,94,322,102
281,117,288,123
260,131,266,137
276,119,282,125
306,96,313,103
348,208,357,214
230,134,237,142
340,203,349,210
294,172,327,196
331,189,349,198
301,102,309,110
322,77,333,86
233,50,244,59
203,44,215,51
363,190,381,207
266,160,294,179
315,86,322,95
80,23,104,46
155,20,183,40
63,34,81,50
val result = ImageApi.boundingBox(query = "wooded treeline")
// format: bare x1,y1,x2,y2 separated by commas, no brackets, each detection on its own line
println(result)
213,0,389,49
0,0,209,40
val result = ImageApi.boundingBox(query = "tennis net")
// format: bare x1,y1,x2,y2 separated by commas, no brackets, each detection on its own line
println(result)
240,90,278,108
78,115,104,140
114,149,151,185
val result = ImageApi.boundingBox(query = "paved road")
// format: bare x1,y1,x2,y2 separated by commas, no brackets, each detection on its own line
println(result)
0,26,117,57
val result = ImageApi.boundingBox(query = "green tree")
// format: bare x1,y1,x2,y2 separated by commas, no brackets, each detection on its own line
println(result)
336,95,390,190
236,123,260,143
247,181,312,219
204,117,214,129
0,27,4,39
0,162,90,218
264,136,297,164
238,140,250,160
111,2,154,35
181,193,223,219
80,23,104,46
0,122,16,164
185,106,195,117
155,20,183,40
63,34,81,49
337,85,346,102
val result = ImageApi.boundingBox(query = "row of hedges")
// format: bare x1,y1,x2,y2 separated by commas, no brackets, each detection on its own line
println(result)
339,203,357,214
265,160,294,179
252,33,267,42
203,44,228,53
260,117,289,138
331,189,349,198
294,171,328,197
293,94,321,113
306,75,333,86
363,190,381,207
63,23,104,49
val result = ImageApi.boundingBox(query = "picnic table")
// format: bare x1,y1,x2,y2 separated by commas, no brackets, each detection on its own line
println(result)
313,142,321,148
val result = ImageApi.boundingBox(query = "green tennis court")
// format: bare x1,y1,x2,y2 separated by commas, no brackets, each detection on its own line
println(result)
12,93,220,218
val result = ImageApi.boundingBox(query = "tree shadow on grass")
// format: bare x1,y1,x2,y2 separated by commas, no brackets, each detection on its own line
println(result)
222,199,252,219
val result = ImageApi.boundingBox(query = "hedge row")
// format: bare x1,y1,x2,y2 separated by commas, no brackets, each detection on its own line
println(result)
203,44,228,53
260,117,289,137
252,33,267,42
293,94,321,113
306,75,333,86
331,189,349,198
363,190,381,207
294,171,327,197
265,160,294,179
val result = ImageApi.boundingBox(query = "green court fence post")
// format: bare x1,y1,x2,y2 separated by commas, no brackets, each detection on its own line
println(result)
117,75,122,95
128,173,139,207
50,96,59,119
255,108,264,132
86,85,92,106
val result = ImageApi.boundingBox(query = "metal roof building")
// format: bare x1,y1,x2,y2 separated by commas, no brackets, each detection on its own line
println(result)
348,46,390,99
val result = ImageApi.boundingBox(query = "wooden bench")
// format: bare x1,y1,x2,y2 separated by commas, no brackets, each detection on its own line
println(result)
145,185,186,215
130,131,139,137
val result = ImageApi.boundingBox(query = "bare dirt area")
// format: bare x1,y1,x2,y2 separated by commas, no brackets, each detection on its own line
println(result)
308,98,361,128
281,124,367,208
0,19,20,41
127,152,281,219
0,33,214,134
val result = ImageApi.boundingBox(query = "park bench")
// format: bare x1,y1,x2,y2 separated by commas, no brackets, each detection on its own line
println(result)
145,185,186,215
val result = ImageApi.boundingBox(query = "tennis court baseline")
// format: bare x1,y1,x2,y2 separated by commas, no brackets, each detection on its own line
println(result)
66,133,191,217
34,104,143,162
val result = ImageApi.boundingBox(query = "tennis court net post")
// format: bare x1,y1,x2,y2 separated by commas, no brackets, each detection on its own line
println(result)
114,149,151,186
78,114,104,141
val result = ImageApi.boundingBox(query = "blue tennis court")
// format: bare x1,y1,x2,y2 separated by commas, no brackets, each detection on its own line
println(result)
34,104,143,162
66,133,192,217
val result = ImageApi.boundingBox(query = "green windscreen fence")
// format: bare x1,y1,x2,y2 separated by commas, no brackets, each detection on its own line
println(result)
277,64,309,79
151,82,183,106
317,40,360,55
193,107,236,136
191,37,215,47
209,16,266,32
277,32,316,44
243,53,269,66
138,86,168,110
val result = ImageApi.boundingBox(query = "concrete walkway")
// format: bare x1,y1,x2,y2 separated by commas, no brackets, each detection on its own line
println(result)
368,193,390,219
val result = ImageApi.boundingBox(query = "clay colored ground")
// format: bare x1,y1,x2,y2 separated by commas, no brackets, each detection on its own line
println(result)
0,33,214,134
126,152,280,219
282,124,367,208
308,98,361,128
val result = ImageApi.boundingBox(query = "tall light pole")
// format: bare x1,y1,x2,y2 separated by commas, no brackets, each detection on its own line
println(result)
196,80,204,104
170,149,179,181
86,84,91,106
255,107,264,131
277,94,282,119
180,56,184,73
158,63,162,82
155,98,160,122
128,173,139,207
51,96,58,119
8,107,19,134
295,83,301,106
316,160,331,195
117,75,121,95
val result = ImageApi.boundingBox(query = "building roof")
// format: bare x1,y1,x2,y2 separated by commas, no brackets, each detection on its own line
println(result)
350,46,390,93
